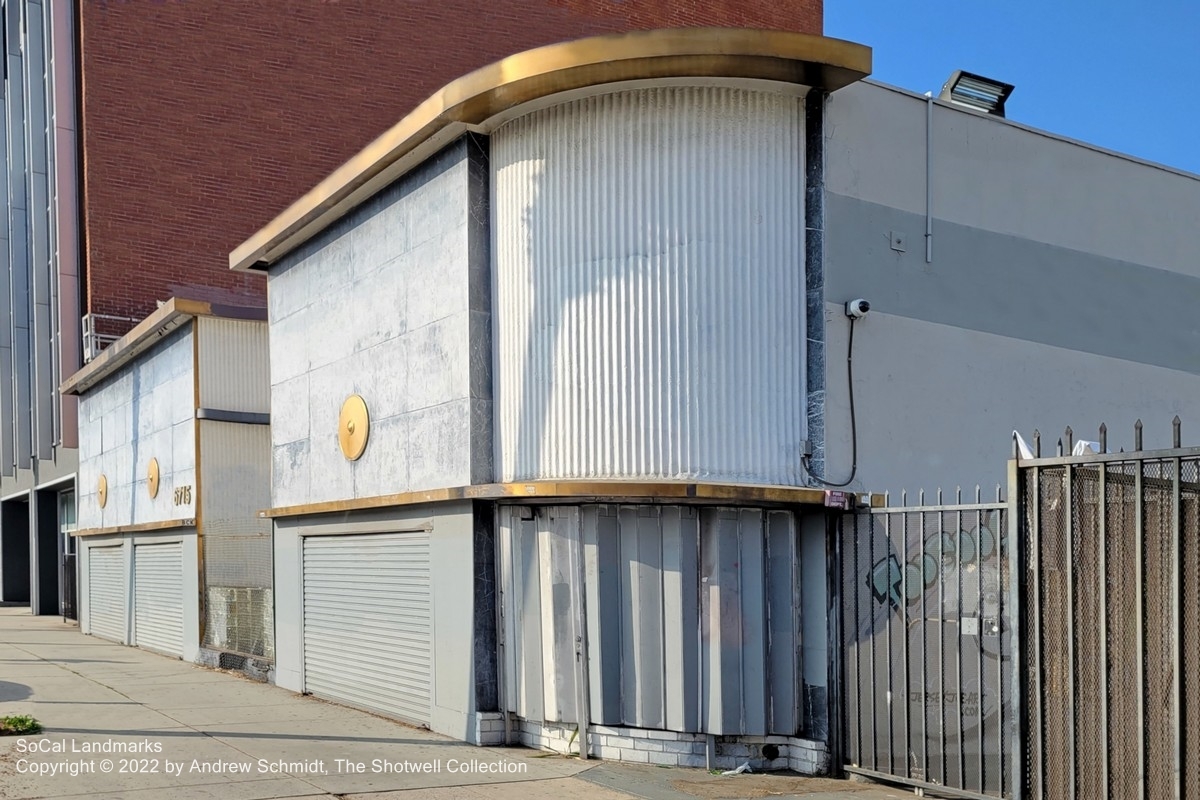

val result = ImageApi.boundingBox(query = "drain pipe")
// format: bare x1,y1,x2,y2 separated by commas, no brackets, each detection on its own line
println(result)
924,91,934,263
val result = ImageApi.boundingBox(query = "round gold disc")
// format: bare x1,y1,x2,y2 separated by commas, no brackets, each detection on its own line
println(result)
338,394,370,461
98,474,108,509
148,458,161,499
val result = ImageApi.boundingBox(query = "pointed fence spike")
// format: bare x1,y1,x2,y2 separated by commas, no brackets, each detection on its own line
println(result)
1099,423,1108,453
1065,425,1074,453
975,484,982,503
902,489,908,506
996,484,1003,502
1012,431,1020,459
1033,429,1041,458
884,491,890,507
937,488,943,505
956,486,962,503
1135,419,1144,451
1173,415,1182,448
919,489,926,505
1057,438,1064,457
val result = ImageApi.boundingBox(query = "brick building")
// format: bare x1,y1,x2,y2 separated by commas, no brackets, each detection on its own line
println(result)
0,0,822,616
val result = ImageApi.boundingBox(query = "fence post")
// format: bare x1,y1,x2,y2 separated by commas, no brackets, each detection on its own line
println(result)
1008,455,1024,800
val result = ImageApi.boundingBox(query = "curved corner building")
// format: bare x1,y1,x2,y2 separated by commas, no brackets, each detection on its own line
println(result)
232,28,872,771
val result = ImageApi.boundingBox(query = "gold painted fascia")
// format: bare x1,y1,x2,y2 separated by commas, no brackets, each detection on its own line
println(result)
260,481,886,518
230,27,871,273
60,298,267,396
72,518,196,538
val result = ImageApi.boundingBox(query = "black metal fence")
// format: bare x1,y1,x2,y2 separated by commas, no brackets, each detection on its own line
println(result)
1020,421,1200,800
840,487,1017,798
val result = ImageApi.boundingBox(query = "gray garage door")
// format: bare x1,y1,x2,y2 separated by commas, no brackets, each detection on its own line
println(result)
88,545,126,643
302,532,432,726
133,543,184,657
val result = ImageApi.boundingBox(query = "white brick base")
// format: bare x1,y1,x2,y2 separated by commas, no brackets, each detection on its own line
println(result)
511,718,829,775
470,712,508,746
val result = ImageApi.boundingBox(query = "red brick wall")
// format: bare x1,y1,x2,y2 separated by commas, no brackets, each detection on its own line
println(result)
79,1,821,325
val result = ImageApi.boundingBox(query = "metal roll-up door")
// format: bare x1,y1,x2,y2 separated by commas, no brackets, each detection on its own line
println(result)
88,546,126,643
303,532,432,726
133,543,184,657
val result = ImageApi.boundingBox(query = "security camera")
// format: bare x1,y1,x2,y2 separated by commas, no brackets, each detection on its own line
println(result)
845,299,871,319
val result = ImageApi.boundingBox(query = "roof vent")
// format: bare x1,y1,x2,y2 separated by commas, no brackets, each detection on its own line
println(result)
939,70,1014,117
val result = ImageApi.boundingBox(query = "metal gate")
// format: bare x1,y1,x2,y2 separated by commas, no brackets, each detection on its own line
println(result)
1019,424,1200,799
840,489,1018,798
133,543,184,657
87,545,126,643
302,531,433,726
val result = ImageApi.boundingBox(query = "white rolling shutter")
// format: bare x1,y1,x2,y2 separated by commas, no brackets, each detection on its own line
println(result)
88,546,126,643
302,532,432,726
133,543,184,657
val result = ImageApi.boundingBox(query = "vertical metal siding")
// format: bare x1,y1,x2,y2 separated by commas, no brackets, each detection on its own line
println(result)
0,3,10,468
87,544,126,643
507,503,800,736
133,542,184,657
661,505,701,731
197,317,270,414
49,0,81,450
492,85,807,485
766,509,801,732
618,505,666,728
540,507,580,723
582,505,623,723
24,1,54,461
199,419,273,657
302,532,433,726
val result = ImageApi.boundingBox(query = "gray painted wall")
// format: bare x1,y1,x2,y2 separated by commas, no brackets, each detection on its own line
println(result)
76,329,196,530
821,81,1200,497
822,307,1200,497
272,502,479,741
826,80,1200,279
268,138,490,508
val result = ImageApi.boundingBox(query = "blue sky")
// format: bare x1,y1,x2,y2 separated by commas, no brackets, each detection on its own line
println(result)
826,0,1200,175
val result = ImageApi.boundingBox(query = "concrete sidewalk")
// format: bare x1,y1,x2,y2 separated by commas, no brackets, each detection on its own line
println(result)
0,609,906,800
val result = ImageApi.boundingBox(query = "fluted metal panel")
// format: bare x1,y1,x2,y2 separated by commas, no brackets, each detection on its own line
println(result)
197,317,270,414
493,85,807,484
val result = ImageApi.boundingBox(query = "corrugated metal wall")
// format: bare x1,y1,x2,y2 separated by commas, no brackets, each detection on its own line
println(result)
195,316,273,657
199,418,273,658
492,85,807,485
500,503,803,736
197,317,270,413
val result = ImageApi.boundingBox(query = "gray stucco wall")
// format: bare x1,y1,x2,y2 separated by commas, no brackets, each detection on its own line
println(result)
820,81,1200,496
77,328,196,530
267,138,491,508
822,306,1200,497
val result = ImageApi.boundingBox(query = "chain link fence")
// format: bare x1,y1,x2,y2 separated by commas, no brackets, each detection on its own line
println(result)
1021,428,1200,799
